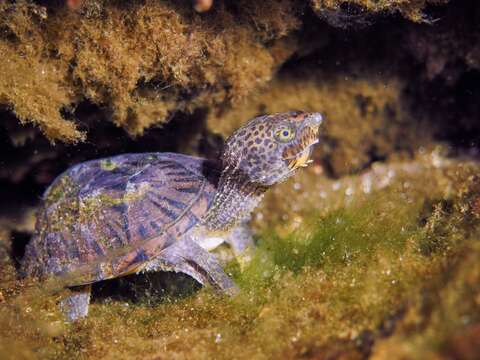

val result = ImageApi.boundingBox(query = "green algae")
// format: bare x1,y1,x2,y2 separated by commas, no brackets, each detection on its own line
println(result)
99,159,118,171
1,156,479,359
43,175,149,233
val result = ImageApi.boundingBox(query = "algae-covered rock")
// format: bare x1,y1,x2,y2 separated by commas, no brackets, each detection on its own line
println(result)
0,0,301,142
0,0,472,145
311,0,450,25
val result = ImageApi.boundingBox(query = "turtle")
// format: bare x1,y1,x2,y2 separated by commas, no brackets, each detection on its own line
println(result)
21,111,323,321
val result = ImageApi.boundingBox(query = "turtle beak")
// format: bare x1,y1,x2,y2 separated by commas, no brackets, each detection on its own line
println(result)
305,112,323,141
302,112,322,153
287,113,323,170
307,112,323,127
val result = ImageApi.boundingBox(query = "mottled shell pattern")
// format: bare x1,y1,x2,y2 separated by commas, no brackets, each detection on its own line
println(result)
22,153,220,285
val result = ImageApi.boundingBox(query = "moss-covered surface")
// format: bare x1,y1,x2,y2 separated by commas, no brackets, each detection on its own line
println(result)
1,152,479,359
0,0,301,142
311,0,449,24
2,0,475,145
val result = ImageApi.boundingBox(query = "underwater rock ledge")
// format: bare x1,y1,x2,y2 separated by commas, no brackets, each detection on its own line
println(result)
0,0,302,141
3,0,478,145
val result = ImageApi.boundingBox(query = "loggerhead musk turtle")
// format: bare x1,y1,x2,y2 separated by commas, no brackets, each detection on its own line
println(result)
22,111,323,321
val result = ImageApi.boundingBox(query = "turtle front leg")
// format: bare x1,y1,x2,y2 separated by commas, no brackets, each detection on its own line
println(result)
60,284,92,321
145,237,239,296
225,221,255,270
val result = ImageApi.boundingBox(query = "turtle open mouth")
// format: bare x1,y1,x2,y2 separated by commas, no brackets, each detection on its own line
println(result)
281,119,321,172
287,138,318,171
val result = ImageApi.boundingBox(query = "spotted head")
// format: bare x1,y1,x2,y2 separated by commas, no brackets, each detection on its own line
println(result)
221,111,323,186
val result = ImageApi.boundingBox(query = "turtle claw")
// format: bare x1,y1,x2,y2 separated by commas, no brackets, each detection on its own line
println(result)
224,283,240,297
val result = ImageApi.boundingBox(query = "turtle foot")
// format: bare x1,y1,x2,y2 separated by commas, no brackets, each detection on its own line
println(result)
60,285,91,321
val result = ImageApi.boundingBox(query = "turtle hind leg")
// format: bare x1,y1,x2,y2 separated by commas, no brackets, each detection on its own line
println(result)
60,284,92,321
147,238,239,296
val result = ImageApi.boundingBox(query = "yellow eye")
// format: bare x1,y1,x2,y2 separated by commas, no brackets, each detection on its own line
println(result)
275,127,295,142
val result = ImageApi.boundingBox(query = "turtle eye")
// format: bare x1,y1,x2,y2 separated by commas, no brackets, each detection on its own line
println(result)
275,126,295,142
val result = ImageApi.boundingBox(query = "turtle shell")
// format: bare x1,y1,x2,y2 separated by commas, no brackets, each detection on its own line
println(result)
22,153,219,286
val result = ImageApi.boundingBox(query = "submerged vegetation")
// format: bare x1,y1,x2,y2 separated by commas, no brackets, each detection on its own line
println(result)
1,154,479,359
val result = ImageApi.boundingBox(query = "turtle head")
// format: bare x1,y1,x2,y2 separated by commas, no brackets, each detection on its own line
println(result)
221,111,323,186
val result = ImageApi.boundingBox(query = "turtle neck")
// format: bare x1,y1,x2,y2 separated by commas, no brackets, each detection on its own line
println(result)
201,163,267,231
